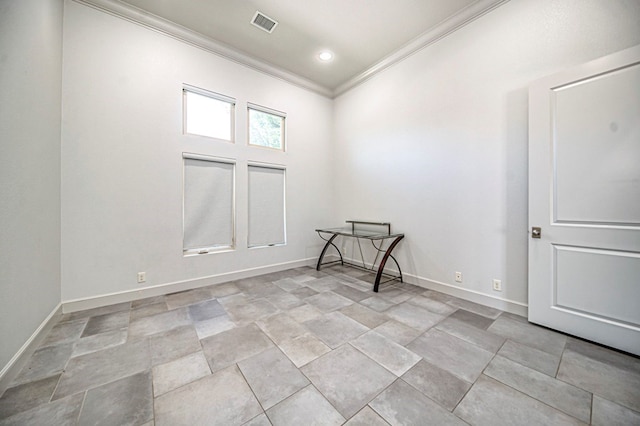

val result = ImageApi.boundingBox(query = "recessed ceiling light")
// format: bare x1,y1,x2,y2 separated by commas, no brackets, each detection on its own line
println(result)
318,51,334,62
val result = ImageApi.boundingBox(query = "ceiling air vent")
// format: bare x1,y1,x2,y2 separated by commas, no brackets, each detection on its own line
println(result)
251,11,278,33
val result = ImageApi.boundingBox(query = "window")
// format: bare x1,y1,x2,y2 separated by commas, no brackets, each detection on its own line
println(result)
183,85,235,141
248,103,285,150
248,164,286,247
183,154,235,255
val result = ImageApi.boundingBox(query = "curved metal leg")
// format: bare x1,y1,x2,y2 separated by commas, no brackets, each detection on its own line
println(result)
316,233,343,270
388,254,403,283
371,237,403,283
374,235,404,292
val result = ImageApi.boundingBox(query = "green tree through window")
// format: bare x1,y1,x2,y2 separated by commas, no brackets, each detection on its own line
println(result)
249,107,284,150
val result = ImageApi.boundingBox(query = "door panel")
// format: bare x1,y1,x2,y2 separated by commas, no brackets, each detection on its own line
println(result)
554,245,640,325
529,45,640,355
553,63,640,225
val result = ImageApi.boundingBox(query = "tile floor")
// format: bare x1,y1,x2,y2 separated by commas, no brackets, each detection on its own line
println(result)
1,265,639,425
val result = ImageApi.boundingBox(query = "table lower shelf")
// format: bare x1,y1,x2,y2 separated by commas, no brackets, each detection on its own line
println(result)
317,259,403,288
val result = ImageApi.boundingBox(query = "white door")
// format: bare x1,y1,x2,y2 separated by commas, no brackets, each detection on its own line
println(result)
528,45,640,356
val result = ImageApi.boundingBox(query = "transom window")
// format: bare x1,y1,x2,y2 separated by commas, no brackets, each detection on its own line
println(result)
183,85,235,142
248,103,285,151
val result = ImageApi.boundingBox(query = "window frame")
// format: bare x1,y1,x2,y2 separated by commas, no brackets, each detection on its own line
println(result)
183,84,235,143
247,102,286,151
247,162,287,248
182,152,236,256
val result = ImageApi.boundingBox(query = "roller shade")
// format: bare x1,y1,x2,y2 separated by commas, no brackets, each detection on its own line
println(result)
248,165,285,247
183,156,234,252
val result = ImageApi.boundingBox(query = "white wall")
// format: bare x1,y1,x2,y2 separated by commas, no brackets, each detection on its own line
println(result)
61,1,334,303
0,0,63,372
333,0,640,312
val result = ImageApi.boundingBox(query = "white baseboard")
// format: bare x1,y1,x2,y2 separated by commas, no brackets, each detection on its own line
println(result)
0,303,62,396
321,255,528,317
403,272,528,317
62,257,316,314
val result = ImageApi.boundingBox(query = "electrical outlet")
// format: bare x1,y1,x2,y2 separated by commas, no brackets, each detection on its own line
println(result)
137,272,146,283
455,272,463,283
492,279,502,292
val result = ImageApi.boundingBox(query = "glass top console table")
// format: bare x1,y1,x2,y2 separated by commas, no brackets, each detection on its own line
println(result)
315,220,405,292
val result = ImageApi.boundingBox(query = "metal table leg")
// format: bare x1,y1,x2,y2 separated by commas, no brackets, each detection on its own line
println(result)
316,233,343,270
373,235,405,292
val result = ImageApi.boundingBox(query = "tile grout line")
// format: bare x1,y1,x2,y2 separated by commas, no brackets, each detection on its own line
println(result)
234,358,269,420
75,389,88,424
258,308,343,420
475,372,591,424
449,336,508,415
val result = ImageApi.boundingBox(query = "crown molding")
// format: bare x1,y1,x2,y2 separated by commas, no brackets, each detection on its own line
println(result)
73,0,509,99
73,0,334,98
333,0,510,97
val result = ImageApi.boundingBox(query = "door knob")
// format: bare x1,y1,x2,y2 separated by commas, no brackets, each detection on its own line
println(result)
531,227,541,239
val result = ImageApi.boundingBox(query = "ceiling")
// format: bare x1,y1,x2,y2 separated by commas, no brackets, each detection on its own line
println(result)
97,0,507,96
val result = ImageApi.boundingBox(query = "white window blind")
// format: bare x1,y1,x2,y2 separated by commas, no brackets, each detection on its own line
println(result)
248,164,286,247
183,155,235,254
